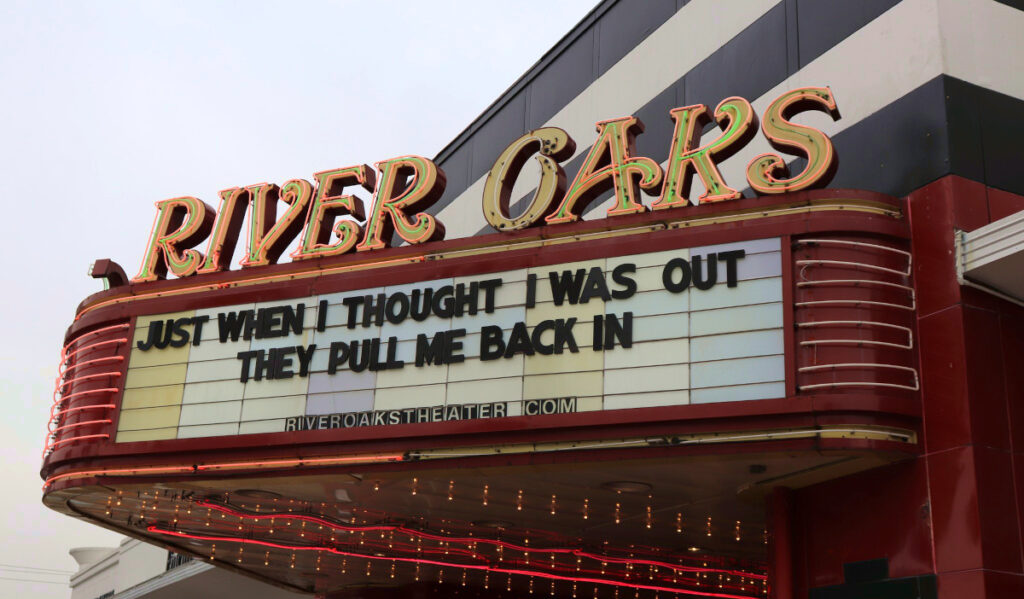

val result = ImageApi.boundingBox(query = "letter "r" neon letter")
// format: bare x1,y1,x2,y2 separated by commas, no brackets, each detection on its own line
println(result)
133,196,214,282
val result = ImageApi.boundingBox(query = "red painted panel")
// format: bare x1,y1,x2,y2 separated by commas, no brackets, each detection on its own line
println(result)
937,570,985,599
782,236,797,399
973,445,1023,574
987,187,1024,222
961,305,1012,452
792,460,932,590
982,570,1024,598
1000,311,1024,456
907,180,960,317
917,307,972,453
905,177,990,317
927,445,982,574
946,176,991,232
768,487,793,599
1015,456,1024,578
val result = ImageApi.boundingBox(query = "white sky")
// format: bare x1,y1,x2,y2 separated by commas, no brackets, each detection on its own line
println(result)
0,1,596,596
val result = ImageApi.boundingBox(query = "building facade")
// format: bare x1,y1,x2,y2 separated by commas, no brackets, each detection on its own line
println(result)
43,2,1024,598
69,538,303,599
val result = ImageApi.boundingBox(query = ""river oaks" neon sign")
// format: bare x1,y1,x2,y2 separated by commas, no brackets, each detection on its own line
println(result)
133,87,839,282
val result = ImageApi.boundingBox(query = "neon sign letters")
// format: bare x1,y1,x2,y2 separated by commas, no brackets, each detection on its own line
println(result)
134,87,838,282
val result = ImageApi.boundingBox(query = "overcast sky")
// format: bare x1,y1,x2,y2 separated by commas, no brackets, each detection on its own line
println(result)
0,2,596,596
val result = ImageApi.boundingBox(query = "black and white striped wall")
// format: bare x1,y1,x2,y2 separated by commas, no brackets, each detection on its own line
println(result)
425,0,1024,240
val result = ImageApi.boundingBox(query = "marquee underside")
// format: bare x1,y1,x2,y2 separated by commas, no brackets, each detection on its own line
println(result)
47,442,910,598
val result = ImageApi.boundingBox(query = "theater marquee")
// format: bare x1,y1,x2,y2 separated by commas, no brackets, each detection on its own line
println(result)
43,76,927,599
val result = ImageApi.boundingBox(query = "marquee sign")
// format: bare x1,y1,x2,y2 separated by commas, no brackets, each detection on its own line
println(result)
118,238,784,442
39,9,943,591
132,87,838,282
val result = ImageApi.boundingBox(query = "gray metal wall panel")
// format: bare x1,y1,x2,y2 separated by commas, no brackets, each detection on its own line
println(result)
525,29,597,130
468,93,528,177
682,3,789,108
633,82,683,163
962,79,1024,194
795,0,901,68
595,1,679,75
816,76,951,197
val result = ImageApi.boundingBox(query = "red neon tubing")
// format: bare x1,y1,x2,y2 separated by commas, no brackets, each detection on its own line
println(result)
50,387,119,409
58,355,125,378
43,464,199,488
43,454,406,488
61,338,128,366
195,500,764,580
49,389,118,425
49,419,112,434
43,433,110,456
147,526,757,599
50,403,116,419
60,323,130,358
194,454,405,471
57,371,122,391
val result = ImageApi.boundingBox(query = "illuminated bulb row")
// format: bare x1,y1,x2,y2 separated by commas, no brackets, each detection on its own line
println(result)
305,558,768,596
161,498,766,588
392,480,760,540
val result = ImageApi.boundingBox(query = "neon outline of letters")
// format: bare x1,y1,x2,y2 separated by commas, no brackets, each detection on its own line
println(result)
746,87,841,194
240,179,313,268
197,187,251,274
292,165,375,260
652,97,757,209
482,127,576,231
356,155,446,251
545,116,662,225
133,196,215,282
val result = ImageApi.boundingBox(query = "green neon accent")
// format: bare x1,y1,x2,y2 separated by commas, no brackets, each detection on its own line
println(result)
242,180,313,267
199,187,248,273
746,87,840,194
654,98,754,210
295,165,369,259
546,117,661,224
132,196,212,282
357,156,444,251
